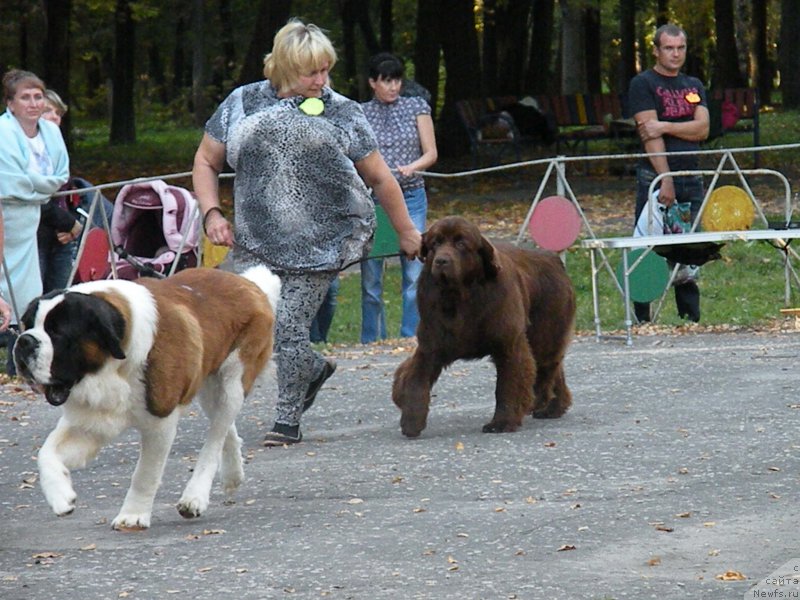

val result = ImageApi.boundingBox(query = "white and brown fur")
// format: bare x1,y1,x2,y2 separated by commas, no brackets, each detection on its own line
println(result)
13,266,280,530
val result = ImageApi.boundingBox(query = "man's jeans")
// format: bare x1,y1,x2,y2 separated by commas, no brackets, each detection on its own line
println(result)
361,187,427,343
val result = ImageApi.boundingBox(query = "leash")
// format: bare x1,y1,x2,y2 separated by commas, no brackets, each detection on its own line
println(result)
232,241,404,274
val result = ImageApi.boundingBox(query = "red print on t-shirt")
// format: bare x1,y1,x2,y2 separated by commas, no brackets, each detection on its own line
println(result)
656,86,699,119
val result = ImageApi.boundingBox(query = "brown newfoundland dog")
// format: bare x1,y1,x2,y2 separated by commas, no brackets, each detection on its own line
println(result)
392,216,576,437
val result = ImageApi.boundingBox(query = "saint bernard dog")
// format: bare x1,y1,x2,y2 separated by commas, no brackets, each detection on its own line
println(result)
13,265,281,530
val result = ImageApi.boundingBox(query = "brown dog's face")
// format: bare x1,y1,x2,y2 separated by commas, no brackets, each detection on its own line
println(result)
421,216,499,283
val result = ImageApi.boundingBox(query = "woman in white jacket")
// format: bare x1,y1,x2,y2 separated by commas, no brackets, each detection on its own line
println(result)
0,69,69,373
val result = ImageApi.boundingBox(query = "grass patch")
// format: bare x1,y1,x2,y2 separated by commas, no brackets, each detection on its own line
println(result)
321,239,795,346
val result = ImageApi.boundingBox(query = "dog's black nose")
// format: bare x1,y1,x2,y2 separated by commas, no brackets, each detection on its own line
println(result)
434,256,450,267
13,333,39,373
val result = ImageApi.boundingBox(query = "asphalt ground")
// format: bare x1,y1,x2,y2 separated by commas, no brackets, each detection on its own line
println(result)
1,330,799,600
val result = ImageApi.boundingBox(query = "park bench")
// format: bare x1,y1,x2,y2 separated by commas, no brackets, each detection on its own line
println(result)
707,87,760,147
455,92,631,166
454,95,525,167
533,92,632,154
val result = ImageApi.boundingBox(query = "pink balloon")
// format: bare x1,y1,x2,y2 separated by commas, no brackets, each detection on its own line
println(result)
528,196,582,251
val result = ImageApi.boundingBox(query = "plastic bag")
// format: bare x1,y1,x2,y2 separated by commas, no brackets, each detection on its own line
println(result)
634,189,699,284
634,191,666,237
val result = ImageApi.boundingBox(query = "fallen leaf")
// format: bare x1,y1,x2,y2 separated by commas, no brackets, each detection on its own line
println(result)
675,512,691,518
196,566,213,573
80,544,97,551
768,466,781,472
655,525,674,533
455,442,464,451
32,552,62,559
556,544,576,552
447,556,458,564
544,441,557,448
648,557,662,567
202,529,226,536
716,570,746,581
347,498,364,505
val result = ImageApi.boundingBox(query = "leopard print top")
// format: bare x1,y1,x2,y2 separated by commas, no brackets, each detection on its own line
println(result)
205,81,378,272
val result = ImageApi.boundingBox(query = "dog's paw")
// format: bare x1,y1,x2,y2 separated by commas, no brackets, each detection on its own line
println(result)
532,405,566,419
43,481,77,516
111,512,151,530
220,468,244,497
219,456,244,496
481,420,520,433
49,491,77,516
177,495,208,519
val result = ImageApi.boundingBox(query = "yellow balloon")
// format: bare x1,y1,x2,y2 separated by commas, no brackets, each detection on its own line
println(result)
701,186,755,232
202,235,229,268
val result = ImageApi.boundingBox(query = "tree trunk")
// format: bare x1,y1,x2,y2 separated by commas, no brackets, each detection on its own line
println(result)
482,0,498,95
437,0,481,156
495,0,531,95
712,0,746,88
110,0,136,145
560,0,586,93
527,0,555,93
380,0,393,50
585,3,601,93
238,0,292,86
354,0,381,57
414,0,441,113
217,0,236,88
339,0,359,98
780,0,800,108
43,0,72,146
192,0,207,126
752,0,773,105
618,0,637,93
656,0,669,25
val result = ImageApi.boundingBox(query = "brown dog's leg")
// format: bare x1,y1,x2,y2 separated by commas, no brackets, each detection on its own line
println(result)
532,361,572,419
392,351,443,438
483,339,536,433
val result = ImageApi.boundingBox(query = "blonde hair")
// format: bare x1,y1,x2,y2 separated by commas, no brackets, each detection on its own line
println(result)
3,69,45,103
263,19,337,94
44,89,68,116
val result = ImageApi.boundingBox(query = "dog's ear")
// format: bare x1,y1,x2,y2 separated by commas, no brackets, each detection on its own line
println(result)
420,230,431,260
480,236,501,279
83,296,127,360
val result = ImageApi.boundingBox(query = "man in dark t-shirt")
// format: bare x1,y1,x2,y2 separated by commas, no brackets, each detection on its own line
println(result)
628,23,710,323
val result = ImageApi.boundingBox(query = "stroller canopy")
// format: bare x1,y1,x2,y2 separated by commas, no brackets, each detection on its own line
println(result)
110,180,200,279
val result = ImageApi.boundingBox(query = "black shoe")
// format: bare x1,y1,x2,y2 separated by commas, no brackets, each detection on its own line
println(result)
302,358,337,414
633,302,651,323
263,423,302,447
675,281,700,322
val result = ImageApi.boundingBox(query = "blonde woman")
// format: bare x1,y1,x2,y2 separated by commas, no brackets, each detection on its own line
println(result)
193,19,421,445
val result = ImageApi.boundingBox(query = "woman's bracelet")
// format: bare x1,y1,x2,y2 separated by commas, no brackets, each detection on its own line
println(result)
203,206,225,234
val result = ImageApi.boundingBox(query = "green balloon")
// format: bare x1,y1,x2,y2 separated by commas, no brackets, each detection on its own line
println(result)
616,248,670,303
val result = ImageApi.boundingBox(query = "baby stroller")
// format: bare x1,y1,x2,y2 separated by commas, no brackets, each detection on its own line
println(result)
76,180,200,282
